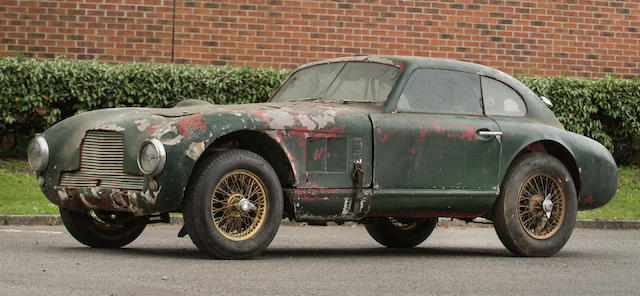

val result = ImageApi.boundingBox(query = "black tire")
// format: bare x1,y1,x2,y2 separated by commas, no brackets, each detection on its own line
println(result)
183,149,283,259
365,217,438,248
59,208,148,248
493,152,577,257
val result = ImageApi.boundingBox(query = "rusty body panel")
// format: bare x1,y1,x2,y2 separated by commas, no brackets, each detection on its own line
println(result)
35,55,617,223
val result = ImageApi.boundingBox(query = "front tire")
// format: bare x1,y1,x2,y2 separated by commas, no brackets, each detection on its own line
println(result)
493,153,577,257
60,208,148,248
365,217,438,248
183,149,283,259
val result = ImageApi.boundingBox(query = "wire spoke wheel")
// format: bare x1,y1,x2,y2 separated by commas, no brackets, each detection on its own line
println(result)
517,173,566,239
211,170,268,241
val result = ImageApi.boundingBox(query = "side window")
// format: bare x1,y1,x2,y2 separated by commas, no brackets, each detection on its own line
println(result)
481,76,526,117
397,69,482,115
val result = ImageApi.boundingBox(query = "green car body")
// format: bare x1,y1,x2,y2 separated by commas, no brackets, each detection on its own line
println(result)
31,56,618,258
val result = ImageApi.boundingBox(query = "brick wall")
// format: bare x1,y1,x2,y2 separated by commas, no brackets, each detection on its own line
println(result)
1,0,638,78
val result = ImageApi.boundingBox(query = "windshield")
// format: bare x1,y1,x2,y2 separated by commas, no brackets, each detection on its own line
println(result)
270,62,401,103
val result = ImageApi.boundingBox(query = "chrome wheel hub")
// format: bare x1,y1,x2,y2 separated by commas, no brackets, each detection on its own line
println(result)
234,198,257,213
542,194,553,219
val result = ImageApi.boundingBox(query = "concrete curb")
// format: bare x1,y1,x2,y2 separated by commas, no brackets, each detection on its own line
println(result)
1,215,639,230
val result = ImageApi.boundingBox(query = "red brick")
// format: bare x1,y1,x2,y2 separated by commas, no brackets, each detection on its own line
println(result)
0,0,634,77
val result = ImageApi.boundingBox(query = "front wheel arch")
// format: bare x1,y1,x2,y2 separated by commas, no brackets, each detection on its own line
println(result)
182,130,296,217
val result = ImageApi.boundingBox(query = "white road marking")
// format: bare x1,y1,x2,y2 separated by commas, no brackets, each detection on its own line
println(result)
0,229,62,234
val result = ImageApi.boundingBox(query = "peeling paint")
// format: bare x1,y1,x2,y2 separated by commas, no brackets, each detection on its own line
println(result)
341,198,350,216
140,187,159,205
186,141,205,160
95,123,125,132
134,118,152,132
57,190,69,201
78,191,99,209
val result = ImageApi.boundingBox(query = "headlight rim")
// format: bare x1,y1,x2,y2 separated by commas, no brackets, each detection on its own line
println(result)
137,138,166,176
28,134,49,173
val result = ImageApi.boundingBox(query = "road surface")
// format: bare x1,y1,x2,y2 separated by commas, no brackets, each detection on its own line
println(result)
1,224,639,295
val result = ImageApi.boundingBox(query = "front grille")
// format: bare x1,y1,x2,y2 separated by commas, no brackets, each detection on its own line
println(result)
60,130,144,191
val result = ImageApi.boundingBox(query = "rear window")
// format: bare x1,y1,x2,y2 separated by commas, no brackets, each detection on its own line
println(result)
481,76,527,117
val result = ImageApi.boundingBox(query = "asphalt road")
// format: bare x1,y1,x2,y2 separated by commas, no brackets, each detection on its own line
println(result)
1,225,639,296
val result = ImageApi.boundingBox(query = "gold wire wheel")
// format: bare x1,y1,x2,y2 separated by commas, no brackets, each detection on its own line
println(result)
211,170,268,241
517,173,566,239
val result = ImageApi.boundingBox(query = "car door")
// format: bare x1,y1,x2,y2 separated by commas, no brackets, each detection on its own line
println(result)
369,68,502,192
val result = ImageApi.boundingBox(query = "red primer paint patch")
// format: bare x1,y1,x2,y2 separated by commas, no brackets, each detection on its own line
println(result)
145,121,163,133
584,196,593,203
313,147,324,161
459,125,476,141
431,123,445,133
410,148,415,155
304,197,331,201
377,128,382,134
175,115,206,138
249,110,270,123
379,134,388,142
418,127,428,142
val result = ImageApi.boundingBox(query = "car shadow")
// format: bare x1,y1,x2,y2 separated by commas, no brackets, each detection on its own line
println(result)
53,244,543,260
261,246,513,259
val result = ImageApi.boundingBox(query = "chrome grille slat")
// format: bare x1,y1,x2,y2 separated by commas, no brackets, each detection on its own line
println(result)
60,130,144,191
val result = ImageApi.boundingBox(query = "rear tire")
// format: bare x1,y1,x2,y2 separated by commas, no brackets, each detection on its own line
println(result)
60,208,148,248
493,152,577,257
183,149,283,259
365,217,438,248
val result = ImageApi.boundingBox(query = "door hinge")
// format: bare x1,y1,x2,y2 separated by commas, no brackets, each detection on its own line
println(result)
351,159,365,214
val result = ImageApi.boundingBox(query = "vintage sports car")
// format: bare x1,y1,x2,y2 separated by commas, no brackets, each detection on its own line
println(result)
28,56,617,258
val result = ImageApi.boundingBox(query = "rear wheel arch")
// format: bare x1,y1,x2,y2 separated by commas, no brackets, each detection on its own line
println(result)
509,140,580,198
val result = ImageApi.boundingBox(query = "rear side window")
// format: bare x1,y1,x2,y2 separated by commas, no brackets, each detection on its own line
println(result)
481,76,526,117
398,69,482,115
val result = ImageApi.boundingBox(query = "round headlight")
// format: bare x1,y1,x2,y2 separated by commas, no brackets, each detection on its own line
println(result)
27,135,49,173
137,139,166,176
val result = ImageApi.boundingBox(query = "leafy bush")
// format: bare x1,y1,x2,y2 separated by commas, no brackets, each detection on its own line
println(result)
0,57,638,164
0,56,290,156
519,76,640,165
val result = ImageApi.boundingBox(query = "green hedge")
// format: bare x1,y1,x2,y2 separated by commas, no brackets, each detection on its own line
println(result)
1,57,638,164
519,76,640,165
0,57,289,156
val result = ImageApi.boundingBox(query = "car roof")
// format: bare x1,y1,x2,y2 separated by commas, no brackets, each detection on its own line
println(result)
295,55,563,129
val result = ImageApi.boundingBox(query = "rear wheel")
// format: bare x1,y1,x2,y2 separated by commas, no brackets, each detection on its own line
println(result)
60,208,148,248
494,153,577,257
365,217,438,248
183,149,283,259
